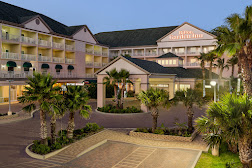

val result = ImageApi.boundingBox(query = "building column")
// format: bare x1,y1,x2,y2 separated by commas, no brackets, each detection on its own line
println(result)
140,75,149,113
97,75,105,108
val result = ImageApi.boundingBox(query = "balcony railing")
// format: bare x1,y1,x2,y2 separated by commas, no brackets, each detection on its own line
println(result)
110,53,119,57
86,73,94,78
86,61,93,66
173,52,185,55
53,57,64,63
86,48,93,54
133,53,144,56
1,34,20,42
145,52,157,56
102,63,107,66
21,54,36,61
94,51,102,55
187,51,200,55
38,55,51,62
94,62,102,67
65,44,74,51
38,39,51,47
52,72,77,79
0,71,33,78
102,52,108,56
186,62,200,66
53,42,64,49
1,52,19,60
65,58,75,64
21,36,36,44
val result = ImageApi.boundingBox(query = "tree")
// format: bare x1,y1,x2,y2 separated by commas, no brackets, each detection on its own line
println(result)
65,86,92,139
212,6,252,95
172,88,204,133
215,58,229,89
227,55,239,77
195,53,207,97
118,69,132,109
137,88,170,133
18,73,61,145
205,94,252,168
104,68,120,108
206,51,218,81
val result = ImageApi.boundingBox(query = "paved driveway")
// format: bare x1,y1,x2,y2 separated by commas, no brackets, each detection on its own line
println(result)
62,141,201,168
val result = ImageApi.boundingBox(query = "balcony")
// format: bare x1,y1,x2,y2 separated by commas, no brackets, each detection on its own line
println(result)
53,57,64,63
1,52,19,60
133,53,144,56
52,72,77,79
186,62,200,67
94,51,101,55
102,63,107,66
102,52,108,56
94,62,102,67
86,48,93,54
38,55,51,62
38,39,51,47
65,58,75,64
1,34,20,42
53,42,64,49
86,73,94,78
187,51,200,55
21,54,36,61
145,52,157,56
65,44,74,51
21,36,36,44
173,52,185,55
86,61,93,66
0,71,33,78
110,53,119,57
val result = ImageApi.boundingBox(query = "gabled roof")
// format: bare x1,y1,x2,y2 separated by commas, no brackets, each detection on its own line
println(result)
94,26,178,47
0,1,95,38
157,52,183,60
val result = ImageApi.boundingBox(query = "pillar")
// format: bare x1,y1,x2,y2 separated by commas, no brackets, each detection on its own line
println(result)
97,75,105,108
140,75,149,113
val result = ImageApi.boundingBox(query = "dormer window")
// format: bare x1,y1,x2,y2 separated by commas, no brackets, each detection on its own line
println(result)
84,28,87,32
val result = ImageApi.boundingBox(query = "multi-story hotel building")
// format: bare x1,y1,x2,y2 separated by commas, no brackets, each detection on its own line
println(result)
0,1,109,104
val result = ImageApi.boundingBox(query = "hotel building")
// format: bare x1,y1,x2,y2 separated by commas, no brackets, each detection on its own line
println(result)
0,1,109,104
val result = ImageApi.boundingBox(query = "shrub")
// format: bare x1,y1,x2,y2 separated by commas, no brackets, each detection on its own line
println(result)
106,84,114,98
86,83,97,99
98,104,141,113
31,140,51,155
126,90,135,97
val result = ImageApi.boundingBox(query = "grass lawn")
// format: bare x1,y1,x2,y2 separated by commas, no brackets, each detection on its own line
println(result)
195,143,242,168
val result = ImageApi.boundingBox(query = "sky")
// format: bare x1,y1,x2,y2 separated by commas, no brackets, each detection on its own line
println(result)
1,0,252,34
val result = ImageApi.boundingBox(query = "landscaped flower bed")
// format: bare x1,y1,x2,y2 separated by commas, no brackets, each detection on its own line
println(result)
30,123,103,155
0,112,16,116
97,104,142,113
130,125,198,142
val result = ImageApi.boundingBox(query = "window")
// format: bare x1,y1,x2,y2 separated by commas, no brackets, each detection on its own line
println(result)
24,67,29,72
84,28,87,32
56,69,60,75
42,69,47,75
158,60,162,64
8,67,14,72
68,70,72,75
165,60,168,64
173,60,177,64
169,60,172,64
180,84,190,90
162,60,165,65
190,59,197,63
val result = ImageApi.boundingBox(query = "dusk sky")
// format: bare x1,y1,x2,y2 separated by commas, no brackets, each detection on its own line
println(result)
1,0,252,34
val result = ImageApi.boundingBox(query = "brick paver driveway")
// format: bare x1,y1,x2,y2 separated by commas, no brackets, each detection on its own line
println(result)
61,141,201,168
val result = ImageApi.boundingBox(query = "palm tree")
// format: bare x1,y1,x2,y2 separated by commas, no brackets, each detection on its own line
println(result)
137,88,170,133
18,73,61,145
212,6,252,95
195,53,207,97
173,89,204,133
206,94,252,168
206,51,218,81
104,68,120,108
215,58,229,88
118,69,132,109
227,55,239,77
65,86,92,139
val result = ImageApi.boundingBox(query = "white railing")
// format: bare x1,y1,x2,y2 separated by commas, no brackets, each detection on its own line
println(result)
65,58,75,64
133,53,144,56
86,61,93,66
38,39,51,47
173,52,185,55
21,36,36,44
186,62,200,66
102,52,108,56
94,51,102,55
102,63,107,66
53,42,64,49
86,48,93,54
53,57,64,63
94,62,102,67
145,52,157,56
38,55,51,62
187,51,200,55
0,71,33,78
52,72,77,78
65,44,74,51
2,34,20,42
86,73,94,78
21,54,36,61
1,52,19,60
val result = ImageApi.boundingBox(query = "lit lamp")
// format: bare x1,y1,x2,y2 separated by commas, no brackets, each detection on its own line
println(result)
210,81,217,102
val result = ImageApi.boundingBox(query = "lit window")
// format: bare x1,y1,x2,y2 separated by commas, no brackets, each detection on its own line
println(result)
165,60,168,64
173,60,177,64
180,84,190,90
158,60,162,64
162,60,165,65
169,60,172,64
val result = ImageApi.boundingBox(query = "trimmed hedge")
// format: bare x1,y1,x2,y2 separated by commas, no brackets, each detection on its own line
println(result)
97,104,141,113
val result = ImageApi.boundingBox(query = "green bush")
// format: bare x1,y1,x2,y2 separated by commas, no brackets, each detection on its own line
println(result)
106,84,114,98
98,104,141,113
86,83,97,99
31,140,51,155
126,90,135,97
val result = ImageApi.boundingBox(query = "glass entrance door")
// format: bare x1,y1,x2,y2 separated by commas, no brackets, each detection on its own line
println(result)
10,86,17,101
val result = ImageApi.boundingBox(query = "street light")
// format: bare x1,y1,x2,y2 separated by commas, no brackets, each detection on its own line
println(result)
210,81,217,103
7,80,14,115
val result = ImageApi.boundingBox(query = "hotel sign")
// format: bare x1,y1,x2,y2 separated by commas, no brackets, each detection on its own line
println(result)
169,31,204,40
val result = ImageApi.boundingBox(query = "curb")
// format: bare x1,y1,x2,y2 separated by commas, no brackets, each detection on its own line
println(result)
191,150,202,168
95,108,149,115
25,143,70,160
0,109,38,124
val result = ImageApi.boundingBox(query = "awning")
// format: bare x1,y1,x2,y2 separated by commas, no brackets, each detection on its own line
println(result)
23,62,32,68
67,65,74,70
55,64,62,69
41,63,49,69
6,61,17,67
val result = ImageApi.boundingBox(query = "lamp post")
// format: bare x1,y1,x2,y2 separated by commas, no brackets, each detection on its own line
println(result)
7,80,14,115
60,84,67,137
210,81,217,102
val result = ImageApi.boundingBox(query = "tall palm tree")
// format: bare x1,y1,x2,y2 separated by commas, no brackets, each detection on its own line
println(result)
206,94,252,168
65,86,92,139
206,51,218,81
173,89,204,133
137,88,170,133
212,6,252,95
215,58,229,88
227,55,239,77
104,68,120,108
118,69,132,109
195,53,207,97
18,73,61,145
